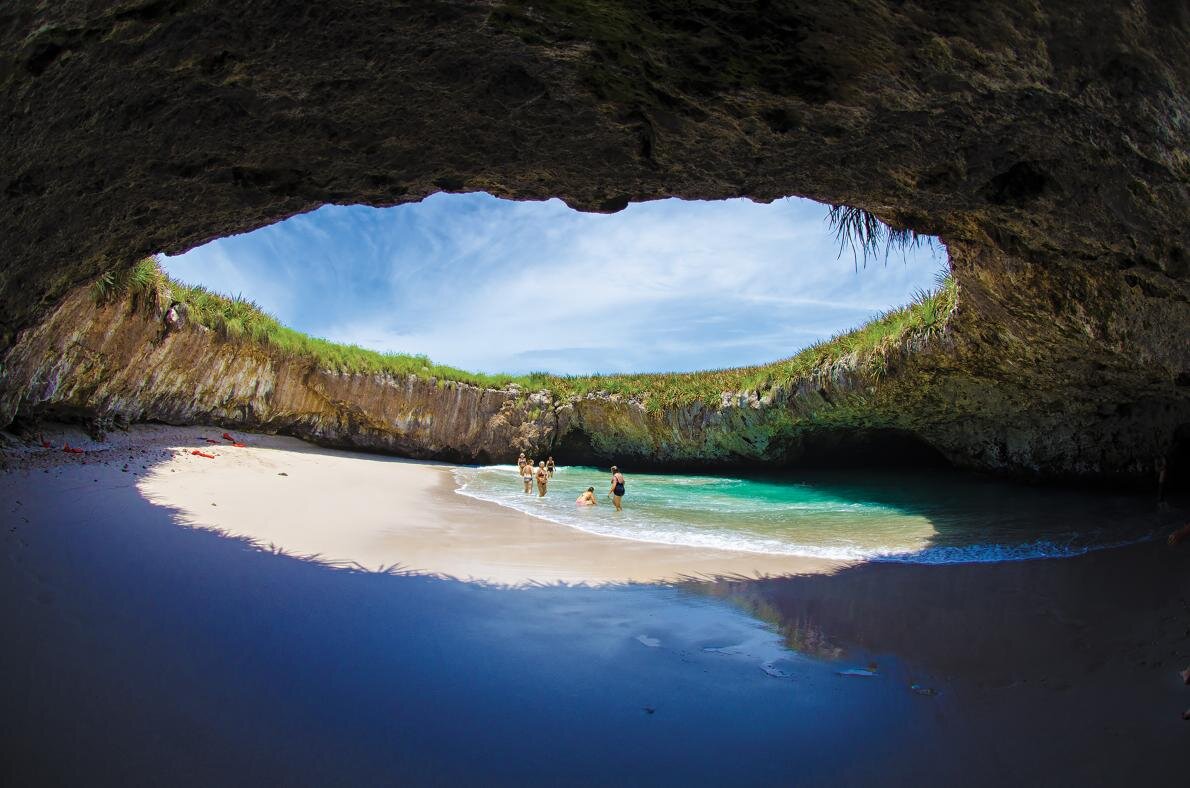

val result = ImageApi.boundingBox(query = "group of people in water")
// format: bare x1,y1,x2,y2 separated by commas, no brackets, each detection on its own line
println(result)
516,453,627,511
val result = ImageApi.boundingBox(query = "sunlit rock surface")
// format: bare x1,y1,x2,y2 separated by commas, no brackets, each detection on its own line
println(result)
3,283,1184,484
0,1,1187,481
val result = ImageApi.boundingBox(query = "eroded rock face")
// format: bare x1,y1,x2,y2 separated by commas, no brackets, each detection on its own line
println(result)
0,289,556,462
0,1,1187,481
4,283,1185,484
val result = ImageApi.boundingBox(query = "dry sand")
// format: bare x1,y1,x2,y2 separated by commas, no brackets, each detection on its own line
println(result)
94,424,840,585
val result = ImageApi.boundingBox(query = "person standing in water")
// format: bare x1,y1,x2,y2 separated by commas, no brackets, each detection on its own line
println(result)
609,466,626,511
576,487,598,507
536,460,550,497
546,456,556,478
522,459,534,494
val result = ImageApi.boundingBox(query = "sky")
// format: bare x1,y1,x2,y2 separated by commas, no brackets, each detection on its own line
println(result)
161,193,946,375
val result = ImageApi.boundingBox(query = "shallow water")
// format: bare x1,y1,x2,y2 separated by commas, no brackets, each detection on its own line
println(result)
454,465,1169,563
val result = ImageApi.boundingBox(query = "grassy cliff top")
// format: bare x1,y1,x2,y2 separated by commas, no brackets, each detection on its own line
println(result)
94,257,955,410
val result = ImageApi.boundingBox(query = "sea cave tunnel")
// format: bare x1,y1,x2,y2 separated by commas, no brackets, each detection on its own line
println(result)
0,0,1186,484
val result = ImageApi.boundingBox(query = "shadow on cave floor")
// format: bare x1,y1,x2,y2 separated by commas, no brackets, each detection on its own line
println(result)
3,434,1190,784
688,537,1190,679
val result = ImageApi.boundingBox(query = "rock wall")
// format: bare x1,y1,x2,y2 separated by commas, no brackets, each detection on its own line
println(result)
4,276,1185,485
0,287,555,462
0,1,1187,483
2,2,1187,338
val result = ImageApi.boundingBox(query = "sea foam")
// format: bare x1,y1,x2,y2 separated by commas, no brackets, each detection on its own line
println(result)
454,465,1159,564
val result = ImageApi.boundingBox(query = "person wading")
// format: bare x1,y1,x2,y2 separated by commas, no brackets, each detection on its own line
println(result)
522,459,534,494
609,466,626,511
536,460,550,497
546,456,556,478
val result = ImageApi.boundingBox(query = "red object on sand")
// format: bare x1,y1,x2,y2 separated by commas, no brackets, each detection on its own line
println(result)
62,445,85,454
232,442,247,448
222,432,236,442
42,441,52,448
191,450,216,459
204,438,221,444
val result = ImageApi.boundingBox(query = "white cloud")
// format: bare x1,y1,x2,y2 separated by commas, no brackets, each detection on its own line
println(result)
163,194,946,375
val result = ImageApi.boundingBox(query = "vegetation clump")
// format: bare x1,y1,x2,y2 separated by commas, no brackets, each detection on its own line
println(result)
826,205,930,269
93,257,956,410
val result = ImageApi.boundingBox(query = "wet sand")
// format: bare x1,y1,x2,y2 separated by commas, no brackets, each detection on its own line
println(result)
2,424,1188,785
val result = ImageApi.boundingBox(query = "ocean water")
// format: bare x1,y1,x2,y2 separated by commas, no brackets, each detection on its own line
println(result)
453,465,1168,564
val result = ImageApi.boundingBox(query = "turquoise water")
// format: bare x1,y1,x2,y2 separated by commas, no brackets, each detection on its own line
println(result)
454,465,1171,563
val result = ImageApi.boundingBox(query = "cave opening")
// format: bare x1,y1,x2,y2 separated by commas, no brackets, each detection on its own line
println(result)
157,191,947,380
2,6,1188,779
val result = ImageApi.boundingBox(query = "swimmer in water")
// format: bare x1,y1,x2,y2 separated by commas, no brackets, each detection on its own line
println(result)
576,487,598,507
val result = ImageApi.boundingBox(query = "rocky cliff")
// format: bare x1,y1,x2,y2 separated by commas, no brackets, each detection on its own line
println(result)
3,276,1184,485
1,1,1187,483
0,287,551,463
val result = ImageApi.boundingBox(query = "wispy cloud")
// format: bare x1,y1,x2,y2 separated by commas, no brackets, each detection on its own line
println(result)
162,193,946,375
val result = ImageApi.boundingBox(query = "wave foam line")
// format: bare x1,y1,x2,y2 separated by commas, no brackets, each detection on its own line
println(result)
452,471,1153,564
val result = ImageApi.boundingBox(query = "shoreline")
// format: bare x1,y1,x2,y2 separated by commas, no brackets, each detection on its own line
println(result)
452,467,1164,566
6,423,845,585
2,423,1175,582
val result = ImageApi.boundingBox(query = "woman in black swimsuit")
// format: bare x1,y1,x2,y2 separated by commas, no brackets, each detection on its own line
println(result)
609,466,626,511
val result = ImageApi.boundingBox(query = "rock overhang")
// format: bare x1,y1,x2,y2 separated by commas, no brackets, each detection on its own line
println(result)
0,0,1187,482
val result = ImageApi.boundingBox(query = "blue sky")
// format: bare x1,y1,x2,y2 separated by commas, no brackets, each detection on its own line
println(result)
162,193,946,375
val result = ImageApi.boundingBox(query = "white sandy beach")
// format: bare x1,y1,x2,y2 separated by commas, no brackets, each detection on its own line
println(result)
11,424,841,585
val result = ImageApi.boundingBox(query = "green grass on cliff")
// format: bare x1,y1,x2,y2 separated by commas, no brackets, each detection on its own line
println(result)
92,258,550,389
93,257,955,409
551,269,955,408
